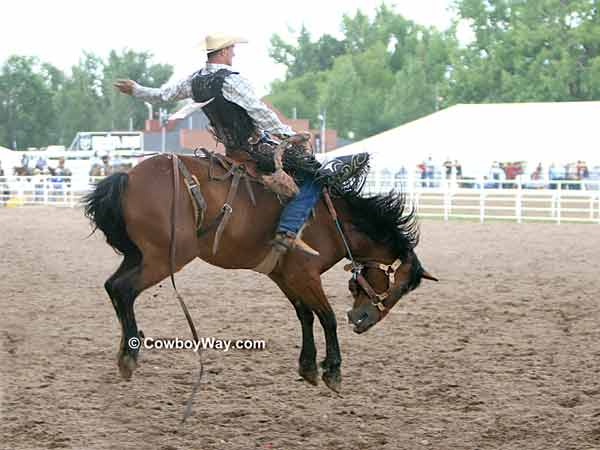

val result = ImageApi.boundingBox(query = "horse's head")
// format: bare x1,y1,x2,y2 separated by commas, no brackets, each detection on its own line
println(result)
342,192,438,334
346,249,438,333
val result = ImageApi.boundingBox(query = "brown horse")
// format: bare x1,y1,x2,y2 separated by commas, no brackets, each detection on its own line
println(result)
84,152,437,392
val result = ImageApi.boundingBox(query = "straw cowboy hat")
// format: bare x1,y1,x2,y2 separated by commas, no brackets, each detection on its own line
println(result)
204,33,248,53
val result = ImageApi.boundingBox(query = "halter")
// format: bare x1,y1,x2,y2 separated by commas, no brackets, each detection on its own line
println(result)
343,258,403,312
322,188,403,315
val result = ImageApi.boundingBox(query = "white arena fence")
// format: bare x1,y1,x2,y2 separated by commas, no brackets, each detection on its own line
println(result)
0,176,104,208
1,174,599,224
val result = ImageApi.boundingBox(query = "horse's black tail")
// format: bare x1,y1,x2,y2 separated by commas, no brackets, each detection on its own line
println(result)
83,172,137,255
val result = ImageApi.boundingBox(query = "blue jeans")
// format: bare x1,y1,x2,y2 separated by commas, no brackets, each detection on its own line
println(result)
277,178,321,235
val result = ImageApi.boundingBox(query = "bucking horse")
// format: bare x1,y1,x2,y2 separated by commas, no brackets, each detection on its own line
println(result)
83,145,437,395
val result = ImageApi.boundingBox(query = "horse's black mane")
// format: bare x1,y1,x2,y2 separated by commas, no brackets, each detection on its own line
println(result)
247,145,422,257
343,190,420,257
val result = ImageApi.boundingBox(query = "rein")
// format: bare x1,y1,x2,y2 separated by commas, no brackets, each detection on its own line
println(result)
166,151,256,422
322,188,402,315
169,154,203,423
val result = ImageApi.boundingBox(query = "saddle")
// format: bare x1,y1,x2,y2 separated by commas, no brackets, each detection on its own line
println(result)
226,132,314,198
174,141,369,243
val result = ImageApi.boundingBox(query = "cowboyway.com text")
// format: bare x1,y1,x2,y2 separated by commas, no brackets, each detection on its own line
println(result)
127,336,266,353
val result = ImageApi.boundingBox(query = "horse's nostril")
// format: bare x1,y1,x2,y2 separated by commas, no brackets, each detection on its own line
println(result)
356,312,368,325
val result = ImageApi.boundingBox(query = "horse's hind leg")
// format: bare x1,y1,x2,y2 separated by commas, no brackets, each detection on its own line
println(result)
105,250,142,380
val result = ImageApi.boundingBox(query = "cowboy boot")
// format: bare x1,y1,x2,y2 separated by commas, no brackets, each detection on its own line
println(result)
272,231,319,257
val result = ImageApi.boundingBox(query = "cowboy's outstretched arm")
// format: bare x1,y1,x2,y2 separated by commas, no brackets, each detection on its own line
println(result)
113,75,194,103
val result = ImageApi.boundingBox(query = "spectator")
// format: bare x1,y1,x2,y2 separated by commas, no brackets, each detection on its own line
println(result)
55,157,72,177
425,156,435,187
566,163,578,190
90,153,115,177
531,163,543,181
443,158,453,179
576,160,589,180
489,161,505,187
454,160,462,178
21,153,29,170
417,161,426,187
50,157,72,203
549,163,559,189
35,156,47,173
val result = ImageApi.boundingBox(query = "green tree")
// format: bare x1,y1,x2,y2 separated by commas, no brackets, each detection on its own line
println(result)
268,3,457,139
55,50,175,145
448,0,600,103
0,56,58,149
270,26,346,79
267,71,327,125
323,44,395,138
0,49,175,148
54,53,105,146
383,59,437,127
100,49,175,132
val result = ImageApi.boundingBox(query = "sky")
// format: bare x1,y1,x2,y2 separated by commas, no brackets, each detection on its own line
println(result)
2,0,457,96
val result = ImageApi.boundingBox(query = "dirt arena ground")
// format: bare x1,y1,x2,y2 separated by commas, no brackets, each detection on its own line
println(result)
1,206,599,450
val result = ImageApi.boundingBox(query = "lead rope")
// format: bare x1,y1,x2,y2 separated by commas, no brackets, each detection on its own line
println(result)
170,154,204,424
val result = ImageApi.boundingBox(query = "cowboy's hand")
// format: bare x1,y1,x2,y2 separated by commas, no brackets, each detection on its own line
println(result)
114,79,135,95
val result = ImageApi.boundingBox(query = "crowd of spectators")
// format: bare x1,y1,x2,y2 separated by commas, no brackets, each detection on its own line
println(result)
0,161,9,206
89,153,115,176
548,161,590,189
12,154,72,178
478,160,596,189
376,158,599,191
0,155,73,206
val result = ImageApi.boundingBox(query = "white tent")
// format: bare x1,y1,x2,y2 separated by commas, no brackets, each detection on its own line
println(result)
323,101,600,177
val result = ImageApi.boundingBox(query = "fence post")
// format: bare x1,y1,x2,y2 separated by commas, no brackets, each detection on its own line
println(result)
479,177,485,224
17,177,24,206
43,177,49,205
516,179,522,223
443,179,449,221
557,182,562,225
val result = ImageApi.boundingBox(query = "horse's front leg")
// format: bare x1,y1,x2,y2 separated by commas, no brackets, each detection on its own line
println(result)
315,307,342,393
270,274,319,385
271,271,342,392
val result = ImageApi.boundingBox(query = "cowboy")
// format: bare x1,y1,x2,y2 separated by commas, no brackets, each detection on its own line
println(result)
114,32,320,256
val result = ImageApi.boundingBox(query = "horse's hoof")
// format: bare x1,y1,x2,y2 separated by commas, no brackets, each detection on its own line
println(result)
299,365,319,386
322,370,342,394
118,354,137,380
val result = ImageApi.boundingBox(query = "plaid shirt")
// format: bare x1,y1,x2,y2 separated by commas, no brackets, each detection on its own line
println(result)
132,63,294,137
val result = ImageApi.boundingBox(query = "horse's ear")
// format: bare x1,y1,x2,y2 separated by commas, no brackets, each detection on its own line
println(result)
422,270,439,282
